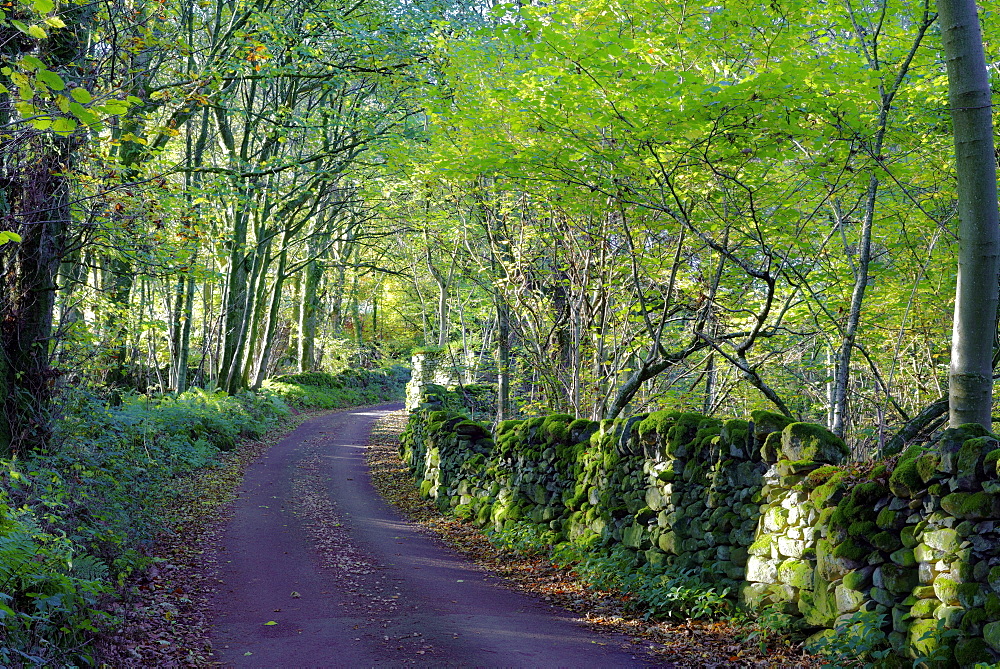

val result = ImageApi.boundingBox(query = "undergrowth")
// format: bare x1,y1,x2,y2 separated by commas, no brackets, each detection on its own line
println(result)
0,366,406,665
485,522,732,622
265,366,409,410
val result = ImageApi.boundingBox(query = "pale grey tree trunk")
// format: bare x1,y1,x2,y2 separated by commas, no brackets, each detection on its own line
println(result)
938,0,1000,427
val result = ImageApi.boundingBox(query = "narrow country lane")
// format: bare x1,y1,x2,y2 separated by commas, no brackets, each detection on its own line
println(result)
208,403,661,667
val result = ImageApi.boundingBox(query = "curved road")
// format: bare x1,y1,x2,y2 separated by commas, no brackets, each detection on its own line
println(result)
208,403,659,667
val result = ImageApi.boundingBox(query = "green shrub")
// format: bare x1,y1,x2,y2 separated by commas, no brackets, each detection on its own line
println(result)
0,486,110,666
807,610,894,667
554,544,731,621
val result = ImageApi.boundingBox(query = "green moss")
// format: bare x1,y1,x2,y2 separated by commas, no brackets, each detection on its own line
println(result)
666,413,704,457
810,474,846,507
871,531,902,553
751,410,794,435
602,451,620,470
780,422,849,463
915,452,942,484
830,483,883,533
842,569,871,591
721,419,750,450
955,638,991,666
987,594,1000,621
889,457,922,497
496,420,522,436
962,607,987,632
832,537,867,562
938,424,992,452
567,418,599,441
985,448,1000,475
847,520,878,538
889,549,916,569
854,480,888,504
941,491,999,520
475,503,493,526
958,582,985,609
876,506,900,530
935,576,959,605
541,414,574,446
637,410,679,441
749,534,773,556
799,464,839,491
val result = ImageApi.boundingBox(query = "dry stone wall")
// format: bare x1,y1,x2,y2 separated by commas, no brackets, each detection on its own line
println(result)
400,387,1000,666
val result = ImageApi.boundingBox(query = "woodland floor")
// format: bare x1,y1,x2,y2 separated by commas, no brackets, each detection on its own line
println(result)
96,404,817,667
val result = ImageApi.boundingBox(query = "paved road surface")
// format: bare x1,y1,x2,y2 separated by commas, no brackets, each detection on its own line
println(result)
208,403,661,667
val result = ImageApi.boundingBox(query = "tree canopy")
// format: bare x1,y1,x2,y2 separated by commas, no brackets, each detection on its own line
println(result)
1,0,997,455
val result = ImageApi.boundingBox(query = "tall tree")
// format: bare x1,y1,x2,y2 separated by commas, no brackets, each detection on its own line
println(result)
938,0,999,428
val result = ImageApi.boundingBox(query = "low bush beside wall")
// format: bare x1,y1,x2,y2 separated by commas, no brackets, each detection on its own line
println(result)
400,387,1000,666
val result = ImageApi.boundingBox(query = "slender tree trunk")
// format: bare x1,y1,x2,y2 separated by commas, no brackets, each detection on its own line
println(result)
831,179,877,437
938,0,1000,427
220,207,250,390
175,274,196,392
298,256,323,373
254,234,291,388
289,272,301,364
828,10,934,437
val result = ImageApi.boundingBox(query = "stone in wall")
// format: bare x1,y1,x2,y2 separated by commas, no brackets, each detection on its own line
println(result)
405,349,467,411
400,392,1000,666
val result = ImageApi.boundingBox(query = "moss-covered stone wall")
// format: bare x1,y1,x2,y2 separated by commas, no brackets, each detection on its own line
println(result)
400,390,1000,666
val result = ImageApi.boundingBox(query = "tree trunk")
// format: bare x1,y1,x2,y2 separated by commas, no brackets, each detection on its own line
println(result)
939,0,1000,428
253,233,291,389
1,135,73,455
298,256,323,372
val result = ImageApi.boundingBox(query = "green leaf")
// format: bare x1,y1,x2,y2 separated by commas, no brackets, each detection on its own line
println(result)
70,87,91,103
27,24,47,39
263,620,278,626
21,55,44,70
100,100,128,115
69,101,99,125
32,0,53,13
36,70,64,90
0,231,23,246
51,117,76,136
44,16,65,28
14,101,36,116
30,117,52,130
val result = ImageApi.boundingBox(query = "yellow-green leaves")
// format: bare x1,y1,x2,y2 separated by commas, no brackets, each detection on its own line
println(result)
0,231,23,246
2,50,138,136
36,69,64,90
70,87,91,104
